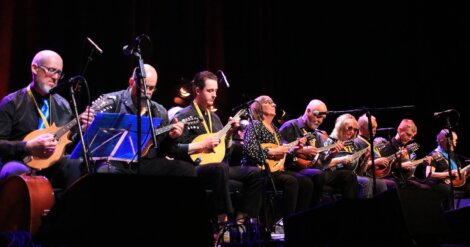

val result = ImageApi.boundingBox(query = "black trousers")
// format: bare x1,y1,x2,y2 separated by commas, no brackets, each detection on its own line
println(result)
229,165,265,217
269,170,313,217
323,169,360,199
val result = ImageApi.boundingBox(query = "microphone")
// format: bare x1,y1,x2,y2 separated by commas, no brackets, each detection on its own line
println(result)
433,109,457,118
217,70,230,88
232,99,256,112
49,76,84,95
312,111,328,116
123,34,149,56
86,37,103,54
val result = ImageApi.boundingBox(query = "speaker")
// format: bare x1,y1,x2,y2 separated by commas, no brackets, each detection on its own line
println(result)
444,206,470,244
36,173,213,246
284,188,449,247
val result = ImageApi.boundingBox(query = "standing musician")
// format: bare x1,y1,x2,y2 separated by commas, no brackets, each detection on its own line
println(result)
424,129,470,210
0,50,91,189
170,71,264,229
241,95,313,218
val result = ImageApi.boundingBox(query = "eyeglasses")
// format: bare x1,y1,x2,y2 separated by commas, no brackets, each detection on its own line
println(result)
346,126,359,132
38,65,64,79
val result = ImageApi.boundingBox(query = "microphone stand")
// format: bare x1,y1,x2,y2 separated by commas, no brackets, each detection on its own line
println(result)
245,106,278,239
68,43,101,174
443,116,459,210
129,42,158,168
329,105,414,194
68,77,92,173
365,110,377,195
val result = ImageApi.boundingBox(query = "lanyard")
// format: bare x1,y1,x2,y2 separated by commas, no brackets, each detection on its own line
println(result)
302,128,316,146
193,101,212,133
27,85,51,128
436,146,458,170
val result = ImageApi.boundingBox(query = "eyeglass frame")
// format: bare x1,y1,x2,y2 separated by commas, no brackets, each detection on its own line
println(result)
345,126,359,132
37,64,64,79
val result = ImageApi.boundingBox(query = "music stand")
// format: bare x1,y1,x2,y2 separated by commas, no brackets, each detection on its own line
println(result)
70,113,161,164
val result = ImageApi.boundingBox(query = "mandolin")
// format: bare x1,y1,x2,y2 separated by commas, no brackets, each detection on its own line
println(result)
22,96,114,170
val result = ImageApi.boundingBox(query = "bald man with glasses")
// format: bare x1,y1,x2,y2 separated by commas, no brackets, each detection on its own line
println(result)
0,50,93,189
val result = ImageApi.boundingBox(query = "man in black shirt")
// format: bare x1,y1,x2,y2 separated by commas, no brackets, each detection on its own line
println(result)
93,64,195,177
378,119,430,189
172,71,264,228
0,50,89,189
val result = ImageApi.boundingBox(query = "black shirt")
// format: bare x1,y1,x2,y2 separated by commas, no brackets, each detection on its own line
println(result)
241,120,284,167
0,85,72,162
99,89,172,156
172,102,224,162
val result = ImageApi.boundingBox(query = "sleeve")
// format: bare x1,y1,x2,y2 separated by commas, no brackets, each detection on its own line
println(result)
279,122,296,142
242,121,266,165
0,96,29,160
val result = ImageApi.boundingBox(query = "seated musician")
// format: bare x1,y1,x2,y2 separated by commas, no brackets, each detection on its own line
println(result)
377,119,431,189
354,114,396,194
424,129,470,210
240,95,313,218
170,71,264,230
321,114,366,198
0,50,91,189
279,99,332,205
91,64,196,177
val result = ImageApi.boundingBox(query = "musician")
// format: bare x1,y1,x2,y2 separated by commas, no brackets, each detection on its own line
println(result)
241,95,313,218
321,114,366,198
425,129,470,210
378,119,431,189
354,114,395,194
171,71,264,227
0,50,90,189
279,99,331,205
91,64,196,177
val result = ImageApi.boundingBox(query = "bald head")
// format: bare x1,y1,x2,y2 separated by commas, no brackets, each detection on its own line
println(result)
130,64,158,103
31,50,63,96
32,50,63,67
358,114,377,137
304,99,327,116
302,99,327,130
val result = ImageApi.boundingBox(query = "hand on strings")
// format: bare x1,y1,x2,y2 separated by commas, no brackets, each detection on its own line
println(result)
200,136,220,152
331,141,344,154
268,146,289,160
374,157,389,167
26,133,57,158
398,147,409,160
226,116,240,137
401,161,413,169
80,106,95,131
423,156,433,166
300,146,318,159
332,155,352,165
290,137,306,155
169,118,184,139
448,169,459,179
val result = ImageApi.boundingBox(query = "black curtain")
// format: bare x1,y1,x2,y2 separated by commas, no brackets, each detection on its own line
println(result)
1,0,469,156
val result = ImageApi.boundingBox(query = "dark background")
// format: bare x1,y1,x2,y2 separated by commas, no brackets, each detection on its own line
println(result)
1,0,469,159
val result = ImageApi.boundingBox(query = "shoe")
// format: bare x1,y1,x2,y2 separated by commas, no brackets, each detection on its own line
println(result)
274,218,284,234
